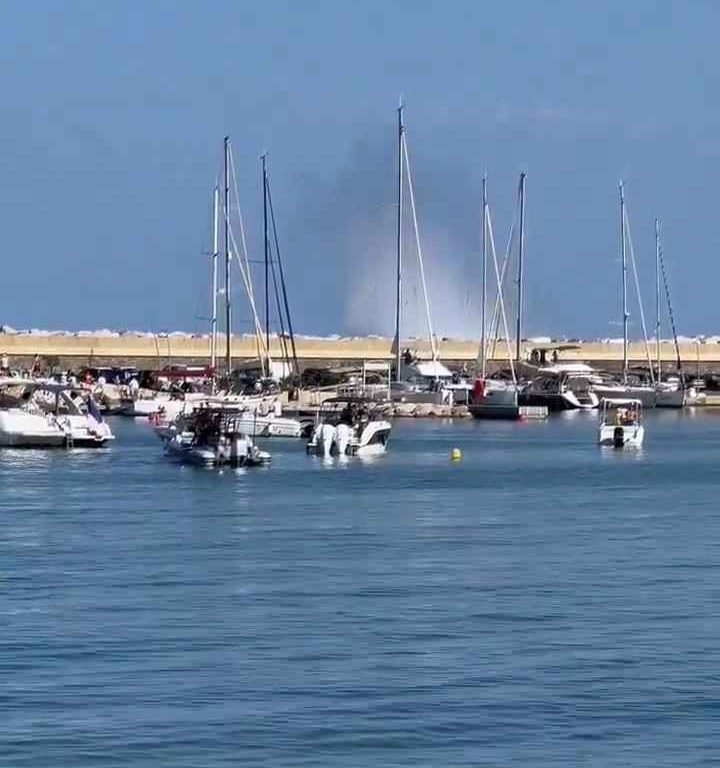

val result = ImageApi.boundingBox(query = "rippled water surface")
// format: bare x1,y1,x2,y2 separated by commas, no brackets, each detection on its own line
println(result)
3,410,720,766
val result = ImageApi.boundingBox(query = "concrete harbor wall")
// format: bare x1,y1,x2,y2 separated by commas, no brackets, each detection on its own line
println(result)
0,333,719,372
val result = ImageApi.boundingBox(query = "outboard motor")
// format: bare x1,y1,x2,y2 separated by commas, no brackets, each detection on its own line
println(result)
320,423,336,458
334,422,352,456
613,426,625,448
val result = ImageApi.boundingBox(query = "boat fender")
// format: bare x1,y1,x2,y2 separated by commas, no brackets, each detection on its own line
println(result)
472,379,486,401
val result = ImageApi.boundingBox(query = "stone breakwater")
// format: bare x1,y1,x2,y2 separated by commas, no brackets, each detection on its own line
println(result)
364,403,472,419
1,332,719,370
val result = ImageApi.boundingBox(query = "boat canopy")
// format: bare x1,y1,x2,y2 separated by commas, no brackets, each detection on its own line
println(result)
601,397,643,406
407,360,453,379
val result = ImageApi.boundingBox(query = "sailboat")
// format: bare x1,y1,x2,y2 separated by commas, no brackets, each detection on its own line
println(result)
470,174,522,419
653,219,685,408
390,103,460,403
592,182,657,408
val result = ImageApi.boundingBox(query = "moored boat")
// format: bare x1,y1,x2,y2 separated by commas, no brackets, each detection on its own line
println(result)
469,378,520,420
0,378,114,448
519,364,600,411
306,398,391,458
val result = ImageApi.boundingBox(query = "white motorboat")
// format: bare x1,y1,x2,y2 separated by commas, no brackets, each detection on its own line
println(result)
598,398,644,448
520,364,600,411
306,398,391,458
0,378,114,448
161,405,271,467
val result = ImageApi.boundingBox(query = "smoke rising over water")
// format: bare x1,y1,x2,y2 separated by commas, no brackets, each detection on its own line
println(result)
343,214,483,340
324,127,487,341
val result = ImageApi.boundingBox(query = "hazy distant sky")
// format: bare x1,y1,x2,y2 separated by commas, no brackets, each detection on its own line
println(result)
2,0,719,339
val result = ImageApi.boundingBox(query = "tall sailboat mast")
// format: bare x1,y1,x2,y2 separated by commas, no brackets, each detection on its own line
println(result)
620,181,628,384
224,136,232,375
480,174,487,378
262,153,270,378
515,172,526,363
394,102,404,382
262,153,270,377
210,184,219,378
655,218,661,380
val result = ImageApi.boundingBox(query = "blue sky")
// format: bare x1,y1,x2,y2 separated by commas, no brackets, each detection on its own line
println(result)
1,0,719,339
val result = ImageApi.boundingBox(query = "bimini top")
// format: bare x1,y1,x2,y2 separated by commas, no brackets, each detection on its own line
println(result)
406,360,454,379
601,397,643,406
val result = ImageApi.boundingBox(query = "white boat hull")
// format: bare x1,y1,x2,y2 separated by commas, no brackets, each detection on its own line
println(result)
165,432,270,467
0,409,112,448
593,385,656,409
655,387,684,408
598,423,645,447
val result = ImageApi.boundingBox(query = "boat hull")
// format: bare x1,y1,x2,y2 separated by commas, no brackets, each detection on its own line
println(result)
165,434,270,467
0,410,112,448
592,385,656,409
598,424,645,447
518,391,595,412
469,386,520,420
655,388,684,408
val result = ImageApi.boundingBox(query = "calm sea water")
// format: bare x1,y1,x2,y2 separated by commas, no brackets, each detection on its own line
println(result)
2,410,720,766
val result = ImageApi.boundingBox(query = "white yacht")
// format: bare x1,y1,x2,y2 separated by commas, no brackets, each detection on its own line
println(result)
306,399,391,458
0,379,114,448
598,398,644,448
519,364,600,411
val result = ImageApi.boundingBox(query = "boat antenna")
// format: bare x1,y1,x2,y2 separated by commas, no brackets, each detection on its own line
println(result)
224,136,232,376
394,99,404,382
620,181,628,384
480,173,487,378
515,172,526,363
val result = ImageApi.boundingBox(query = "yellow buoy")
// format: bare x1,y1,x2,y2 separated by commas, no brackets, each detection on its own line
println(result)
451,447,462,462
